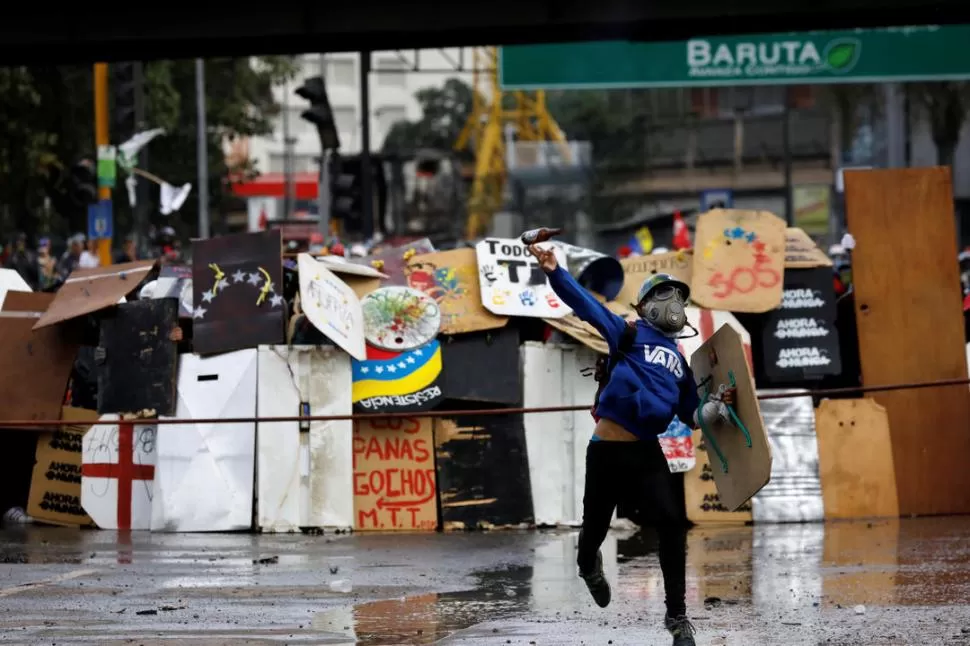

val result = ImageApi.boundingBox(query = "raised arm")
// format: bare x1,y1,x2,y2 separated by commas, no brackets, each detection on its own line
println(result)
529,244,626,353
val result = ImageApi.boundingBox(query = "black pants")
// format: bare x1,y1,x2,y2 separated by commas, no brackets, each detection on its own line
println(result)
577,439,688,618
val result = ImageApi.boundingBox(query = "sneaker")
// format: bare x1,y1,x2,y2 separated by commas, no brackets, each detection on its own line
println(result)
578,551,611,608
665,614,696,646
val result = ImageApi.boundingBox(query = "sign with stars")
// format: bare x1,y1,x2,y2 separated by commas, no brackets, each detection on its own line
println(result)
351,340,444,414
689,208,786,313
191,229,286,355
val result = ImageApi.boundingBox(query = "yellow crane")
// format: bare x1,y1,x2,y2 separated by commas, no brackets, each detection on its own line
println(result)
454,47,571,239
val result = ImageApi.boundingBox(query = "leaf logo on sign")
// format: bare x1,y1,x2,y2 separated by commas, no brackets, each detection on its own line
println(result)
824,39,861,73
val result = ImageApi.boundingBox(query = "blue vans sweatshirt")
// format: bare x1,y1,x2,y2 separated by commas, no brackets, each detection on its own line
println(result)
547,265,700,440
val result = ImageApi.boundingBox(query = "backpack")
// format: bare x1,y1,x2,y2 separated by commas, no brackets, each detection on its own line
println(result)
591,320,638,414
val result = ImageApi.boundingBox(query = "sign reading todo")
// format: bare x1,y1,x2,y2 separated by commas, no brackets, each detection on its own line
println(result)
476,238,571,318
353,417,438,531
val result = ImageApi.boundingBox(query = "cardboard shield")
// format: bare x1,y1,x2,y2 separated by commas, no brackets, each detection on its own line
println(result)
297,253,366,360
689,323,771,511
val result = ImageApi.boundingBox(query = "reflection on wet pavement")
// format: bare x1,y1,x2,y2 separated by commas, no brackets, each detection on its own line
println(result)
1,517,969,644
315,567,532,645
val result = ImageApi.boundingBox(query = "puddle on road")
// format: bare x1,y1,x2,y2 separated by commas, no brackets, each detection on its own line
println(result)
313,565,533,646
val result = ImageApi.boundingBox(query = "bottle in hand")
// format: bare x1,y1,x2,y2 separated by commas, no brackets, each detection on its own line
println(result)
520,227,563,245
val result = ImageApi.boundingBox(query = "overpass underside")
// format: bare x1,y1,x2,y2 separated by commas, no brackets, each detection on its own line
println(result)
3,0,969,64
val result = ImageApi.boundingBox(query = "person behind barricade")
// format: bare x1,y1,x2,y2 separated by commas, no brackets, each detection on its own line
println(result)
79,238,100,269
36,237,56,290
113,234,139,264
56,234,85,280
4,232,38,288
527,241,736,646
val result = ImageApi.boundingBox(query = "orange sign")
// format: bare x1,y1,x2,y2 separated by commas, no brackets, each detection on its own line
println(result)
353,417,438,531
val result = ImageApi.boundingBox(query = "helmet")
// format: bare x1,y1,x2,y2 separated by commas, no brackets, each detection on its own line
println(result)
636,273,690,306
636,273,690,334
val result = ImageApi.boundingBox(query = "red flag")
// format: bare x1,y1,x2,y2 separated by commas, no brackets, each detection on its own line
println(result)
672,211,691,250
257,207,268,231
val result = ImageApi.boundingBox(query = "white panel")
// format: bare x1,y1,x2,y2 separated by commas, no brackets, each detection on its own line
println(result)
0,267,31,309
256,346,353,531
561,345,600,523
81,414,157,530
522,342,601,527
256,347,302,532
522,343,566,526
152,350,257,532
306,348,354,529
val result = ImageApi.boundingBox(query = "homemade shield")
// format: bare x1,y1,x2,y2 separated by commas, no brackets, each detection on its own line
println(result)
0,292,79,427
97,299,179,416
361,286,441,352
151,349,257,532
298,253,366,360
405,247,508,335
691,209,786,313
352,340,443,414
80,415,158,530
475,237,571,318
191,229,285,355
27,406,97,527
34,260,158,330
689,324,772,511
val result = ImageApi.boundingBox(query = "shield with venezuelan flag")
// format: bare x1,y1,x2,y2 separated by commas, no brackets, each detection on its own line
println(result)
351,339,444,413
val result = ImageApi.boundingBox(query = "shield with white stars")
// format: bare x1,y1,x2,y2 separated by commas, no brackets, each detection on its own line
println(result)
191,229,285,354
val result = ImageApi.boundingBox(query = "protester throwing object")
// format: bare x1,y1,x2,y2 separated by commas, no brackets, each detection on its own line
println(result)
528,240,735,646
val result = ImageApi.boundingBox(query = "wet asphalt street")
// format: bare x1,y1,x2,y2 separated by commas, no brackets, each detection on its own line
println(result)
0,518,969,645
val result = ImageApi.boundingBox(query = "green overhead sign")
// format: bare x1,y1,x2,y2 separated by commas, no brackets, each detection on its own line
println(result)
499,25,970,89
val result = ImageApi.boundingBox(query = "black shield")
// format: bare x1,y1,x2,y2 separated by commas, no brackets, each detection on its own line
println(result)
97,299,179,415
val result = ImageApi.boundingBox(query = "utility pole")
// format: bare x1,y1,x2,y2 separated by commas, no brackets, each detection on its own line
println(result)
133,61,148,253
317,54,330,237
360,51,374,240
782,89,794,226
93,63,113,265
282,82,296,220
195,59,210,239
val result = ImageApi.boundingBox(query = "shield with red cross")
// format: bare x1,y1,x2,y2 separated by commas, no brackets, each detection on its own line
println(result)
81,415,157,530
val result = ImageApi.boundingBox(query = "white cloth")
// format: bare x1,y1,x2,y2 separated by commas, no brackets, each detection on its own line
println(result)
79,251,100,268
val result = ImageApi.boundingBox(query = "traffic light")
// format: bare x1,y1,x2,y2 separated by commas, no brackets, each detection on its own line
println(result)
295,76,340,151
68,159,98,206
328,154,387,234
112,62,138,143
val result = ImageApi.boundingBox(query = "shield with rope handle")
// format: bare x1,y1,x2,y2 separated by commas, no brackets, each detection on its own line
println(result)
690,323,772,511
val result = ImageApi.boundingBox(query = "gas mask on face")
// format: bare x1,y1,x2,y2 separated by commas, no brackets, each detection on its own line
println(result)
639,284,687,334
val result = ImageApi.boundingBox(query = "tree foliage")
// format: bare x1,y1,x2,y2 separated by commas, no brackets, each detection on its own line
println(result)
907,81,970,167
0,57,299,243
133,56,299,238
815,84,880,155
382,78,482,155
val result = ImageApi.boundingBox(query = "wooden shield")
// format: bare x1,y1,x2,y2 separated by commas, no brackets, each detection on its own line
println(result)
97,299,179,416
690,324,771,511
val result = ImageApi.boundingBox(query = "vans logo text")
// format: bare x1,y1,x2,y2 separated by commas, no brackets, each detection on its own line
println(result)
644,346,684,378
